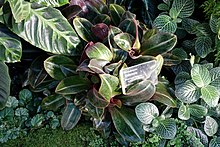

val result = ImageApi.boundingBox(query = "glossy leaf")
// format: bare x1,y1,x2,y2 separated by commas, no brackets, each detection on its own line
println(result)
88,59,109,74
73,17,94,42
118,19,136,36
174,72,191,88
91,23,109,41
0,62,11,110
191,64,211,88
30,0,69,7
93,14,111,25
178,103,190,120
44,55,77,80
189,104,207,117
42,94,65,111
85,100,104,119
204,116,218,137
99,74,120,101
87,88,109,108
135,102,159,125
195,36,213,58
10,3,81,56
61,102,81,130
55,76,91,95
171,0,194,18
0,24,22,62
8,0,30,23
153,15,177,33
187,127,208,147
175,80,200,104
155,118,176,139
109,4,125,25
86,42,113,61
141,31,177,56
109,106,145,142
114,33,133,51
201,85,219,107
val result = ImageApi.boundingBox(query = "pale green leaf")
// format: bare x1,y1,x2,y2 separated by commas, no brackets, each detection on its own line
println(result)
153,15,177,33
189,104,208,117
204,116,218,136
201,85,219,107
30,0,69,7
155,118,176,139
171,0,194,18
178,103,190,120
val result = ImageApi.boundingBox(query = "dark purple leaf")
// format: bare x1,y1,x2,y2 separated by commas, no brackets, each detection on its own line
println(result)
92,23,109,41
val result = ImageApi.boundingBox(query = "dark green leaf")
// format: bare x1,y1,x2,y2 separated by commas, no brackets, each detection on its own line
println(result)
155,118,176,139
0,62,11,110
6,96,18,108
118,19,136,36
109,4,125,25
55,75,91,95
195,36,213,58
0,24,22,62
153,15,177,33
73,17,94,42
44,55,77,80
187,127,208,147
42,94,65,111
19,89,32,104
174,72,191,88
109,106,145,142
87,88,109,108
209,137,220,147
15,108,29,118
85,100,104,119
31,114,44,127
61,102,81,130
189,104,207,117
93,14,111,25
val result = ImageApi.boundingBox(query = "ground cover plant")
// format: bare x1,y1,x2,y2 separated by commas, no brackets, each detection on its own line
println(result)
0,0,220,146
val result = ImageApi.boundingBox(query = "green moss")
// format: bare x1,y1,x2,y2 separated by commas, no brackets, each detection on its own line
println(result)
2,123,109,147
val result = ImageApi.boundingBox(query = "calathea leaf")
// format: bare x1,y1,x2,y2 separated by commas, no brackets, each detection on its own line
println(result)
99,74,120,102
187,127,208,147
109,4,125,26
88,59,109,74
30,0,69,7
55,75,91,95
175,80,200,104
204,116,218,137
155,118,177,139
0,24,22,62
153,15,177,33
178,103,190,120
73,17,94,42
108,26,123,50
109,106,145,142
118,19,136,37
93,14,111,25
86,42,113,61
191,64,211,88
87,88,109,108
119,80,156,106
8,0,30,23
42,94,65,111
135,102,159,125
141,31,177,56
0,62,11,110
201,85,219,107
44,55,77,80
85,100,104,119
171,0,194,18
151,82,176,107
195,36,213,58
113,33,133,51
189,104,207,117
61,102,81,130
9,3,81,56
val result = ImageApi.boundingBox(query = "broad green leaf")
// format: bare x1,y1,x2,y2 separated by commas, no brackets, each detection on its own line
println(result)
158,3,169,11
109,4,125,26
155,118,176,139
135,102,159,125
187,127,208,147
8,0,30,23
93,14,111,25
73,17,94,42
0,107,14,119
118,19,136,37
191,64,211,88
61,102,81,130
119,80,156,106
175,80,200,104
209,137,220,147
178,103,190,120
0,24,22,62
19,89,32,104
189,104,207,117
195,36,213,58
86,42,113,61
141,31,177,56
171,0,194,18
0,62,11,110
87,88,109,108
10,3,81,56
109,106,145,142
31,114,44,127
15,108,29,118
209,67,220,91
209,14,218,33
151,82,176,107
99,74,120,101
108,26,123,49
55,75,91,95
201,85,219,107
44,55,77,80
42,94,65,111
30,0,69,7
88,59,109,74
182,18,200,34
85,100,104,119
153,15,177,33
174,72,191,87
204,116,218,137
6,96,18,108
113,33,133,51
